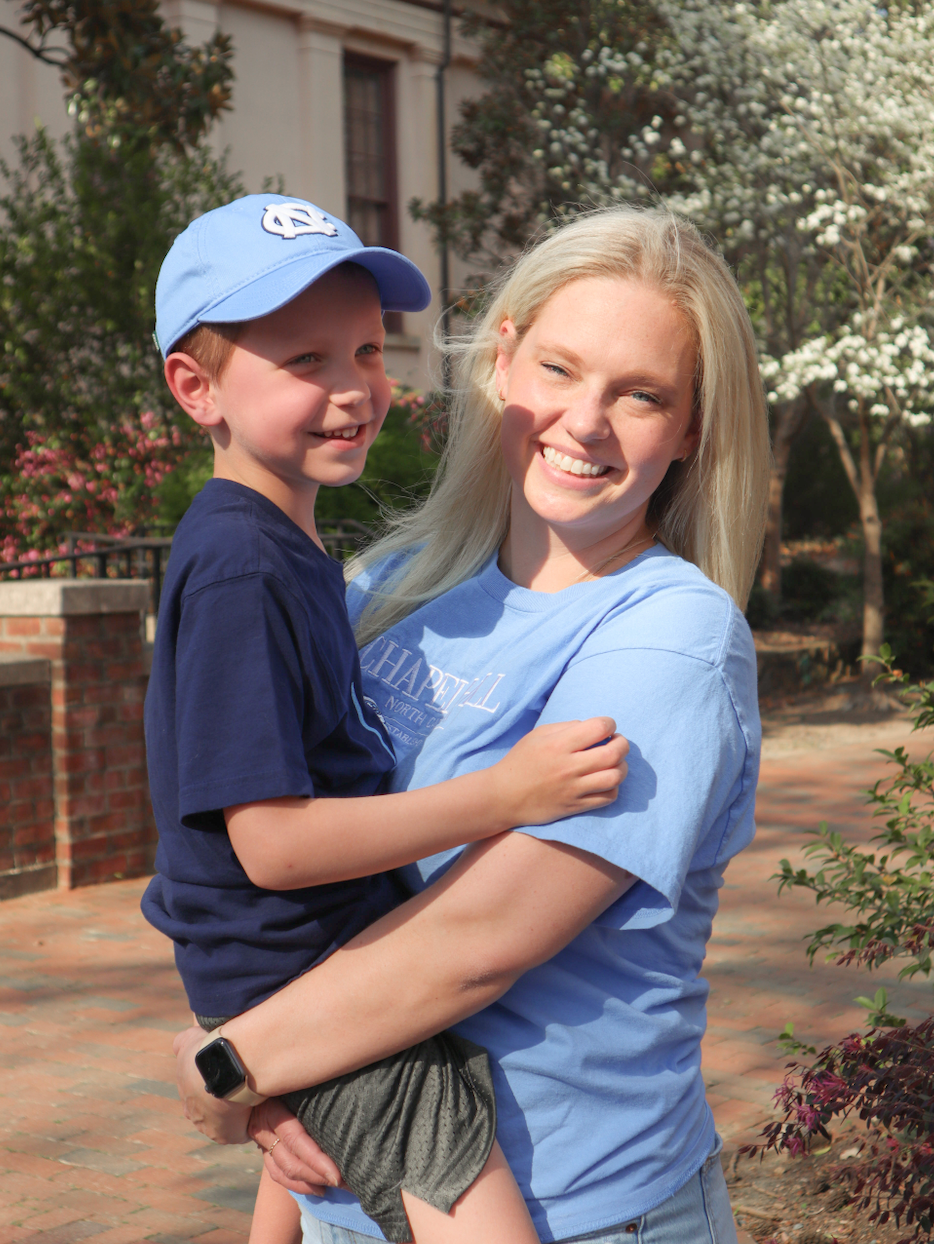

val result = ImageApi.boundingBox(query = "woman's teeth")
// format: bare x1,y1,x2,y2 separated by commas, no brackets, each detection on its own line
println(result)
542,445,609,477
322,426,360,439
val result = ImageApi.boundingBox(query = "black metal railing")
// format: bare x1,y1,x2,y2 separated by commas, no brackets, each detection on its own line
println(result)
0,520,372,615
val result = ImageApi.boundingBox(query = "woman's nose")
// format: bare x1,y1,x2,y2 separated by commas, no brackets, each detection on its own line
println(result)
561,390,612,442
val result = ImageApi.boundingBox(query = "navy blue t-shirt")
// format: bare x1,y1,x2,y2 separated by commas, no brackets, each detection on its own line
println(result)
141,480,399,1016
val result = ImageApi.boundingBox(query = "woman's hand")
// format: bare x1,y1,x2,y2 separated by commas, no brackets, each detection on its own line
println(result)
249,1098,344,1195
173,1025,253,1143
492,716,629,826
174,1028,345,1194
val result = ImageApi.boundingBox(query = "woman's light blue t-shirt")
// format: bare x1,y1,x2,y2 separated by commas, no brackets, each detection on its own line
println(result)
296,545,760,1242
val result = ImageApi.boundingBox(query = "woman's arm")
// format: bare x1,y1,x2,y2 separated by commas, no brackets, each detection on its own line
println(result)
175,830,634,1137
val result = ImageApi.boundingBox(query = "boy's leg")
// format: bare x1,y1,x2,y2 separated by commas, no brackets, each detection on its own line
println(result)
194,1017,302,1244
400,1140,539,1244
249,1166,302,1244
284,1031,538,1243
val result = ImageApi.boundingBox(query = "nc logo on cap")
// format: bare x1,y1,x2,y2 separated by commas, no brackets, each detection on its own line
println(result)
261,202,339,240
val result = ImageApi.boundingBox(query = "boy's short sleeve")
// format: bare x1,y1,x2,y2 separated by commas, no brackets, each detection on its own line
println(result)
174,572,327,825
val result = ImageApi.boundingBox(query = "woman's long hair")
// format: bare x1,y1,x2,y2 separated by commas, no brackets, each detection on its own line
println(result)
351,206,770,646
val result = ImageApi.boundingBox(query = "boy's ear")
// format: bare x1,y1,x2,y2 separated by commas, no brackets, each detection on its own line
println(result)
164,353,223,428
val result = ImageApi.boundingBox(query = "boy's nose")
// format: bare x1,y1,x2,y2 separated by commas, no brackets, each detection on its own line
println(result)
330,377,370,409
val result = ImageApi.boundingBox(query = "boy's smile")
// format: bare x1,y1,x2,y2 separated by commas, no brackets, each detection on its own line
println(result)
170,265,391,544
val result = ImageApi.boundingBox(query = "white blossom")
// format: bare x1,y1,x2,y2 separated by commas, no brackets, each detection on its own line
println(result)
516,0,934,430
650,0,934,429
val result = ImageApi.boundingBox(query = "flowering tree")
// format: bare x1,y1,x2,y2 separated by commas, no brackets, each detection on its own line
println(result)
0,0,240,559
653,0,934,656
410,0,675,274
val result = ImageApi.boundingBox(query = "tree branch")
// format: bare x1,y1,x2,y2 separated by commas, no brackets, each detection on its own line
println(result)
0,24,67,67
872,392,904,483
809,386,860,502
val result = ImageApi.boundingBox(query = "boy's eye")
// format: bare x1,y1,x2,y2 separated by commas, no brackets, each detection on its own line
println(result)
288,352,319,366
357,342,382,357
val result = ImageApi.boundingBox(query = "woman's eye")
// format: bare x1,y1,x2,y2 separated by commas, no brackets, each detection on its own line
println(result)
631,390,660,405
542,362,570,378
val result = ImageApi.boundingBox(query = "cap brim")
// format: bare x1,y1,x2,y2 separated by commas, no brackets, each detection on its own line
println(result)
200,247,432,324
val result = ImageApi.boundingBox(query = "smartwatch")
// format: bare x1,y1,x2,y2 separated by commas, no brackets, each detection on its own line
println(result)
194,1034,265,1105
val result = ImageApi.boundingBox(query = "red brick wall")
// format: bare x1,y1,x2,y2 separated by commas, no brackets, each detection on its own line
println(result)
0,592,155,893
0,675,55,900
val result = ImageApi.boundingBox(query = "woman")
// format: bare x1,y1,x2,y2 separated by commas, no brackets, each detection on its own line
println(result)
175,205,770,1242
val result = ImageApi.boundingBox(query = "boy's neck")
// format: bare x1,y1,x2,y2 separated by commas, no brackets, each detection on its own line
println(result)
212,458,324,551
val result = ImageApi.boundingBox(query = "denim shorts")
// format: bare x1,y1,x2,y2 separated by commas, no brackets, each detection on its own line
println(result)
297,1136,739,1244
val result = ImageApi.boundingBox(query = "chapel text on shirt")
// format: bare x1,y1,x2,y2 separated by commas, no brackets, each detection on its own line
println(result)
360,637,505,717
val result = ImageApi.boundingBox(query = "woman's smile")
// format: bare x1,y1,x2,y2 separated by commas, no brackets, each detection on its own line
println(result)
539,444,611,478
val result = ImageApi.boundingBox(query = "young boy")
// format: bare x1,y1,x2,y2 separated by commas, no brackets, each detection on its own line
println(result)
142,195,626,1244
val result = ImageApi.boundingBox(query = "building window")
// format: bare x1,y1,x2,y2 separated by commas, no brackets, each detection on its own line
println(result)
344,55,398,252
344,55,401,332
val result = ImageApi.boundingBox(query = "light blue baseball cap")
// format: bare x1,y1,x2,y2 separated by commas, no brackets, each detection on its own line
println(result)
154,193,432,357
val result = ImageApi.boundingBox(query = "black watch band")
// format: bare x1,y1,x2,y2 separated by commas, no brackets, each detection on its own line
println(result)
194,1034,263,1103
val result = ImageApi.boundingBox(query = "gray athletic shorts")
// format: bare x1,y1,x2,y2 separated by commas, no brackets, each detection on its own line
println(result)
197,1016,496,1242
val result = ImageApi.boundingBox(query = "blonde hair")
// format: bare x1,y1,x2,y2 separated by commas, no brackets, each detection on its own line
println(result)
171,321,244,381
351,206,770,645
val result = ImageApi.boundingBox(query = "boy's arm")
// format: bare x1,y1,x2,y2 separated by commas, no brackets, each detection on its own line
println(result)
226,717,628,889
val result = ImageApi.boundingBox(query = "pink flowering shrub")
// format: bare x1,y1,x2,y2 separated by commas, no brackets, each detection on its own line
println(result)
393,380,447,455
1,413,192,564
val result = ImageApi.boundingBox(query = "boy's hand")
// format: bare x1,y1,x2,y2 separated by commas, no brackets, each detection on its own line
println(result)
492,717,629,827
250,1099,345,1195
173,1025,253,1144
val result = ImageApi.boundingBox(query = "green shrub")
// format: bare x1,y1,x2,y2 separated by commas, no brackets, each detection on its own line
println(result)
755,601,934,1240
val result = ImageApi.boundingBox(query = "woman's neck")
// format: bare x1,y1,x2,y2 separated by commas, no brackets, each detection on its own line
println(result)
498,501,655,593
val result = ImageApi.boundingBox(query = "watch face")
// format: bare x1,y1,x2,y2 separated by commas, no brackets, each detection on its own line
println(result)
195,1037,247,1099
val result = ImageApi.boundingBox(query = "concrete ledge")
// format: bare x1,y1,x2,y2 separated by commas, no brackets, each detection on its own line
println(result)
0,579,150,617
0,655,51,686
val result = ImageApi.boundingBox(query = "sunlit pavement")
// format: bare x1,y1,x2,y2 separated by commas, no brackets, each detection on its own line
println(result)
1,721,932,1242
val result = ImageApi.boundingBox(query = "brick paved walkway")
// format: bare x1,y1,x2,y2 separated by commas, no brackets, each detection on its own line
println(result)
1,718,932,1243
705,718,934,1151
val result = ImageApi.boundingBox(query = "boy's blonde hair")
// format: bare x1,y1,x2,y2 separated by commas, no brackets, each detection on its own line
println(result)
171,322,244,382
350,207,770,646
